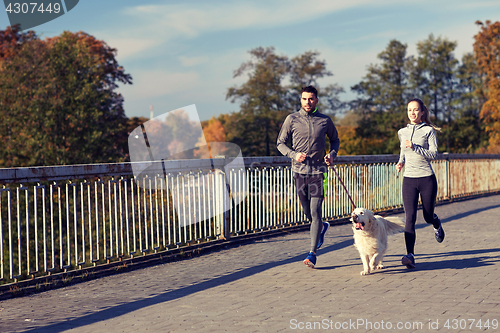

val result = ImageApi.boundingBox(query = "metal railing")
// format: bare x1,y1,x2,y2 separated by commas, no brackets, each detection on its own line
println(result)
1,154,499,284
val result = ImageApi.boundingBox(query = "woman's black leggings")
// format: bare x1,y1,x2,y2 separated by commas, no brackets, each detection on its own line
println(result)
402,174,441,254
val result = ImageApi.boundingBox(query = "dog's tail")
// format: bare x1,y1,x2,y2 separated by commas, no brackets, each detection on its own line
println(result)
382,217,405,235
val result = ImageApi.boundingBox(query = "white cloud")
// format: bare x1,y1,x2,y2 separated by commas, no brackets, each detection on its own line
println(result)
337,29,409,46
103,0,402,61
126,0,384,35
110,0,492,120
456,0,500,9
404,23,479,60
438,24,481,58
106,38,158,60
119,47,255,118
317,46,381,99
120,70,200,100
179,55,210,67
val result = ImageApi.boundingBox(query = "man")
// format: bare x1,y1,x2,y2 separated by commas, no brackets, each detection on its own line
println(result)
277,85,340,268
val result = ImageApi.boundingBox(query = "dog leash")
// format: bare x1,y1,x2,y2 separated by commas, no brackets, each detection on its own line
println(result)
329,165,356,209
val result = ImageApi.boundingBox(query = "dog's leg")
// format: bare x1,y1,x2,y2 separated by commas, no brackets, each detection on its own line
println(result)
370,253,385,270
360,254,370,275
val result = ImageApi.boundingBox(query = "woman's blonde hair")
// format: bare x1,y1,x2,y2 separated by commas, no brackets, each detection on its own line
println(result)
408,98,441,131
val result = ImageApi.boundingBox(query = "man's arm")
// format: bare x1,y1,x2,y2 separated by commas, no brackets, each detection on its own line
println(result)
327,118,340,158
276,115,298,161
324,119,339,166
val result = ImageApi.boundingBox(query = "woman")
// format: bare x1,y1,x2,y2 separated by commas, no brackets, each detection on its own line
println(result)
396,98,445,269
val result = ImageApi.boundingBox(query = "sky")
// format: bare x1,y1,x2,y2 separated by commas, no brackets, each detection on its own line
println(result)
1,0,499,122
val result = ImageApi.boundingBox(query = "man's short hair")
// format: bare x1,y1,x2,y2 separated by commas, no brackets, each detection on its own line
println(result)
300,85,318,98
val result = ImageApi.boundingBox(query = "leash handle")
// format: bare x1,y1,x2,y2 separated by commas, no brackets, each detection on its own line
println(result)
330,165,356,209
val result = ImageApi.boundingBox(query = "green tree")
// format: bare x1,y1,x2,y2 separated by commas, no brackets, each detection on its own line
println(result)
410,34,459,151
442,53,487,153
0,28,132,167
288,51,345,114
351,35,486,155
226,47,344,157
411,35,459,121
226,47,290,157
351,39,413,154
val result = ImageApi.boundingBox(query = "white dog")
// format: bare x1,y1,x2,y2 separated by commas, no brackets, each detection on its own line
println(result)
351,208,405,276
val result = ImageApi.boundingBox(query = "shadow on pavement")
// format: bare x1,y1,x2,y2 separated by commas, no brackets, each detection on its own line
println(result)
23,238,355,332
440,203,500,223
23,201,500,332
383,247,500,274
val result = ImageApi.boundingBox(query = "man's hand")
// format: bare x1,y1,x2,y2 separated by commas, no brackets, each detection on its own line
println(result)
295,152,307,163
324,154,333,166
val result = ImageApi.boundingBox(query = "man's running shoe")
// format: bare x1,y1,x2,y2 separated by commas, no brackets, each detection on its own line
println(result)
316,222,330,249
401,253,415,269
434,225,445,243
303,252,316,268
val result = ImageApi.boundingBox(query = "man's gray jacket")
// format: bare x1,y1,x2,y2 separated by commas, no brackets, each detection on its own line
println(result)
277,108,340,174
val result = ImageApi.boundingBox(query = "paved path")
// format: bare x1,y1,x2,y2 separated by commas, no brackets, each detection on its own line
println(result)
1,195,500,333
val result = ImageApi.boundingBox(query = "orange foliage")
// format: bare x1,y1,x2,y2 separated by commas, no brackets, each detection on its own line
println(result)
336,125,357,155
194,117,228,158
0,27,131,166
335,125,385,156
474,20,500,151
203,117,227,143
0,25,36,61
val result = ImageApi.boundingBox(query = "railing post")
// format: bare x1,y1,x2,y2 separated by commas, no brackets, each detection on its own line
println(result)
443,152,451,200
1,154,500,286
214,156,231,240
222,206,231,240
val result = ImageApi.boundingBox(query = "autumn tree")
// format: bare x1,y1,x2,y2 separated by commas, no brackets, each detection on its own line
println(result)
332,111,362,155
191,116,229,158
474,20,500,152
0,28,132,167
0,24,37,61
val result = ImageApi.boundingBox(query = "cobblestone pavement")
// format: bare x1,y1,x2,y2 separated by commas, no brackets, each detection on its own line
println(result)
1,195,499,333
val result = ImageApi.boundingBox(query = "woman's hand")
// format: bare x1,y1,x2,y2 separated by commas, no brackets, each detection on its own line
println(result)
405,140,413,149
